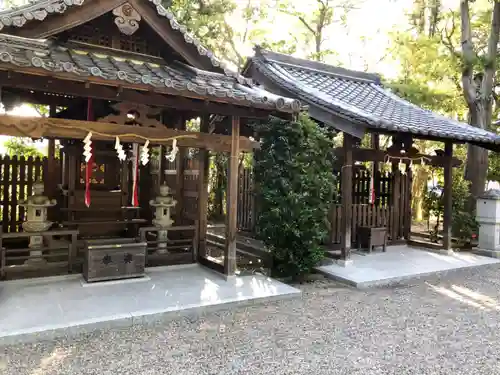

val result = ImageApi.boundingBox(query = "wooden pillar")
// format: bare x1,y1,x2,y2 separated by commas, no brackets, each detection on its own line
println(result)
224,116,240,276
340,133,353,260
197,114,210,261
443,141,453,251
175,116,186,224
371,133,380,204
404,159,413,240
391,162,401,241
46,106,57,221
46,105,57,197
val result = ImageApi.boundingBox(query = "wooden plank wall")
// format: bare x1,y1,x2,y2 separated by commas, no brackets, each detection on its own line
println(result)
0,155,46,233
165,153,199,224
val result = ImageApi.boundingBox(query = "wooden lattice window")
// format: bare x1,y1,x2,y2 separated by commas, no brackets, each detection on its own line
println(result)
64,13,165,57
67,14,113,47
118,26,163,56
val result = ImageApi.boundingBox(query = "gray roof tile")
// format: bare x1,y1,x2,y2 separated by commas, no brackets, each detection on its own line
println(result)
251,49,500,146
0,0,252,83
0,34,300,112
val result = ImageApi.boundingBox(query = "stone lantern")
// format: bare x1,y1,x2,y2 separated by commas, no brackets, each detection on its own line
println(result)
475,189,500,258
19,180,57,263
149,183,177,254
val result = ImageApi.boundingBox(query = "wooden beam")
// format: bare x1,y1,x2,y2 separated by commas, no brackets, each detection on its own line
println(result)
225,116,240,276
340,134,353,261
0,70,285,117
442,142,453,251
0,114,258,153
197,115,210,261
333,148,462,167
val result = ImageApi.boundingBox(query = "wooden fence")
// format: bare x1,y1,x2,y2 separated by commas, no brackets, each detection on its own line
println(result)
333,168,393,206
0,155,46,233
237,167,255,232
329,205,391,244
237,166,412,242
0,155,412,243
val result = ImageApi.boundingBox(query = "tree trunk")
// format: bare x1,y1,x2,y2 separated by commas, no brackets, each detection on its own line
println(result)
465,144,489,198
465,109,489,203
460,0,500,209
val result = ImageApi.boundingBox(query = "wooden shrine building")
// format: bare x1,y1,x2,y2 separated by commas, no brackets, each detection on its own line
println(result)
0,0,300,280
244,48,500,262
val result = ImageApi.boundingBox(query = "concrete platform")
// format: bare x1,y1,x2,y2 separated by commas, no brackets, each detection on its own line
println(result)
315,245,500,288
0,264,300,345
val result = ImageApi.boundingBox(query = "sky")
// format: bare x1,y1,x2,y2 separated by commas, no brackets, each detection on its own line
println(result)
0,104,44,155
229,0,416,78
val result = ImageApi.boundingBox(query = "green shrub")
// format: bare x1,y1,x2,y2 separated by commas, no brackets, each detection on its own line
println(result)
254,114,336,280
423,169,478,245
450,171,478,244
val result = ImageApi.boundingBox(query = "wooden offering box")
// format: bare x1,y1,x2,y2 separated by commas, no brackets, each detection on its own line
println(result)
357,226,387,253
83,238,147,283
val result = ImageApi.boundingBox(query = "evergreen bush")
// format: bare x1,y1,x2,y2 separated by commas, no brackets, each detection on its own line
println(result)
254,114,336,280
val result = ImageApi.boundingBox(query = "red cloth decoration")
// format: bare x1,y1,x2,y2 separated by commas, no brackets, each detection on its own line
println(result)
85,98,94,208
131,143,139,207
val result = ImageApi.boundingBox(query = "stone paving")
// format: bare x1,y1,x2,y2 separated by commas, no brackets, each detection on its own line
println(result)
4,265,500,375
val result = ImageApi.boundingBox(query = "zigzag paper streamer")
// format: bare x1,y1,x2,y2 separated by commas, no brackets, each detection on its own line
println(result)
114,137,127,161
165,139,178,162
83,132,93,163
140,140,150,166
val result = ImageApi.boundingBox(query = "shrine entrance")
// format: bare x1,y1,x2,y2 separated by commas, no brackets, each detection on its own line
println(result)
60,139,139,238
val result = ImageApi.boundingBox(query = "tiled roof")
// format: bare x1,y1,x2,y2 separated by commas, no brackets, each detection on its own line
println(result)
0,0,251,83
0,35,301,112
0,0,84,30
250,48,500,147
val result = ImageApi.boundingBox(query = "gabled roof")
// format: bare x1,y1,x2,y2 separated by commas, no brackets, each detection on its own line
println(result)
247,48,500,148
0,0,248,82
0,0,83,29
0,34,300,112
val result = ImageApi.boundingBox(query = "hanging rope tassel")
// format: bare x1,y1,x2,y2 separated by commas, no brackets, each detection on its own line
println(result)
84,98,94,208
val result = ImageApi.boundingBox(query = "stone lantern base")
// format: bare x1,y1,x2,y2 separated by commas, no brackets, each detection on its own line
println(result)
26,234,47,264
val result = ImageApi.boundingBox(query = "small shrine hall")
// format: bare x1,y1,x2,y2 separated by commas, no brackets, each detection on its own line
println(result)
0,0,300,281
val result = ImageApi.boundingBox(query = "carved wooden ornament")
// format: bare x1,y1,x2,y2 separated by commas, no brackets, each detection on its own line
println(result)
113,3,141,36
98,102,163,128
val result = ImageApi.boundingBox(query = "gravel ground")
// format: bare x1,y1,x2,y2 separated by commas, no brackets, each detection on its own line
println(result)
4,265,500,375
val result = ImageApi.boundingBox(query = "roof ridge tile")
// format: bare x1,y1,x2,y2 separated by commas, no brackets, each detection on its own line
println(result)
250,53,500,147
